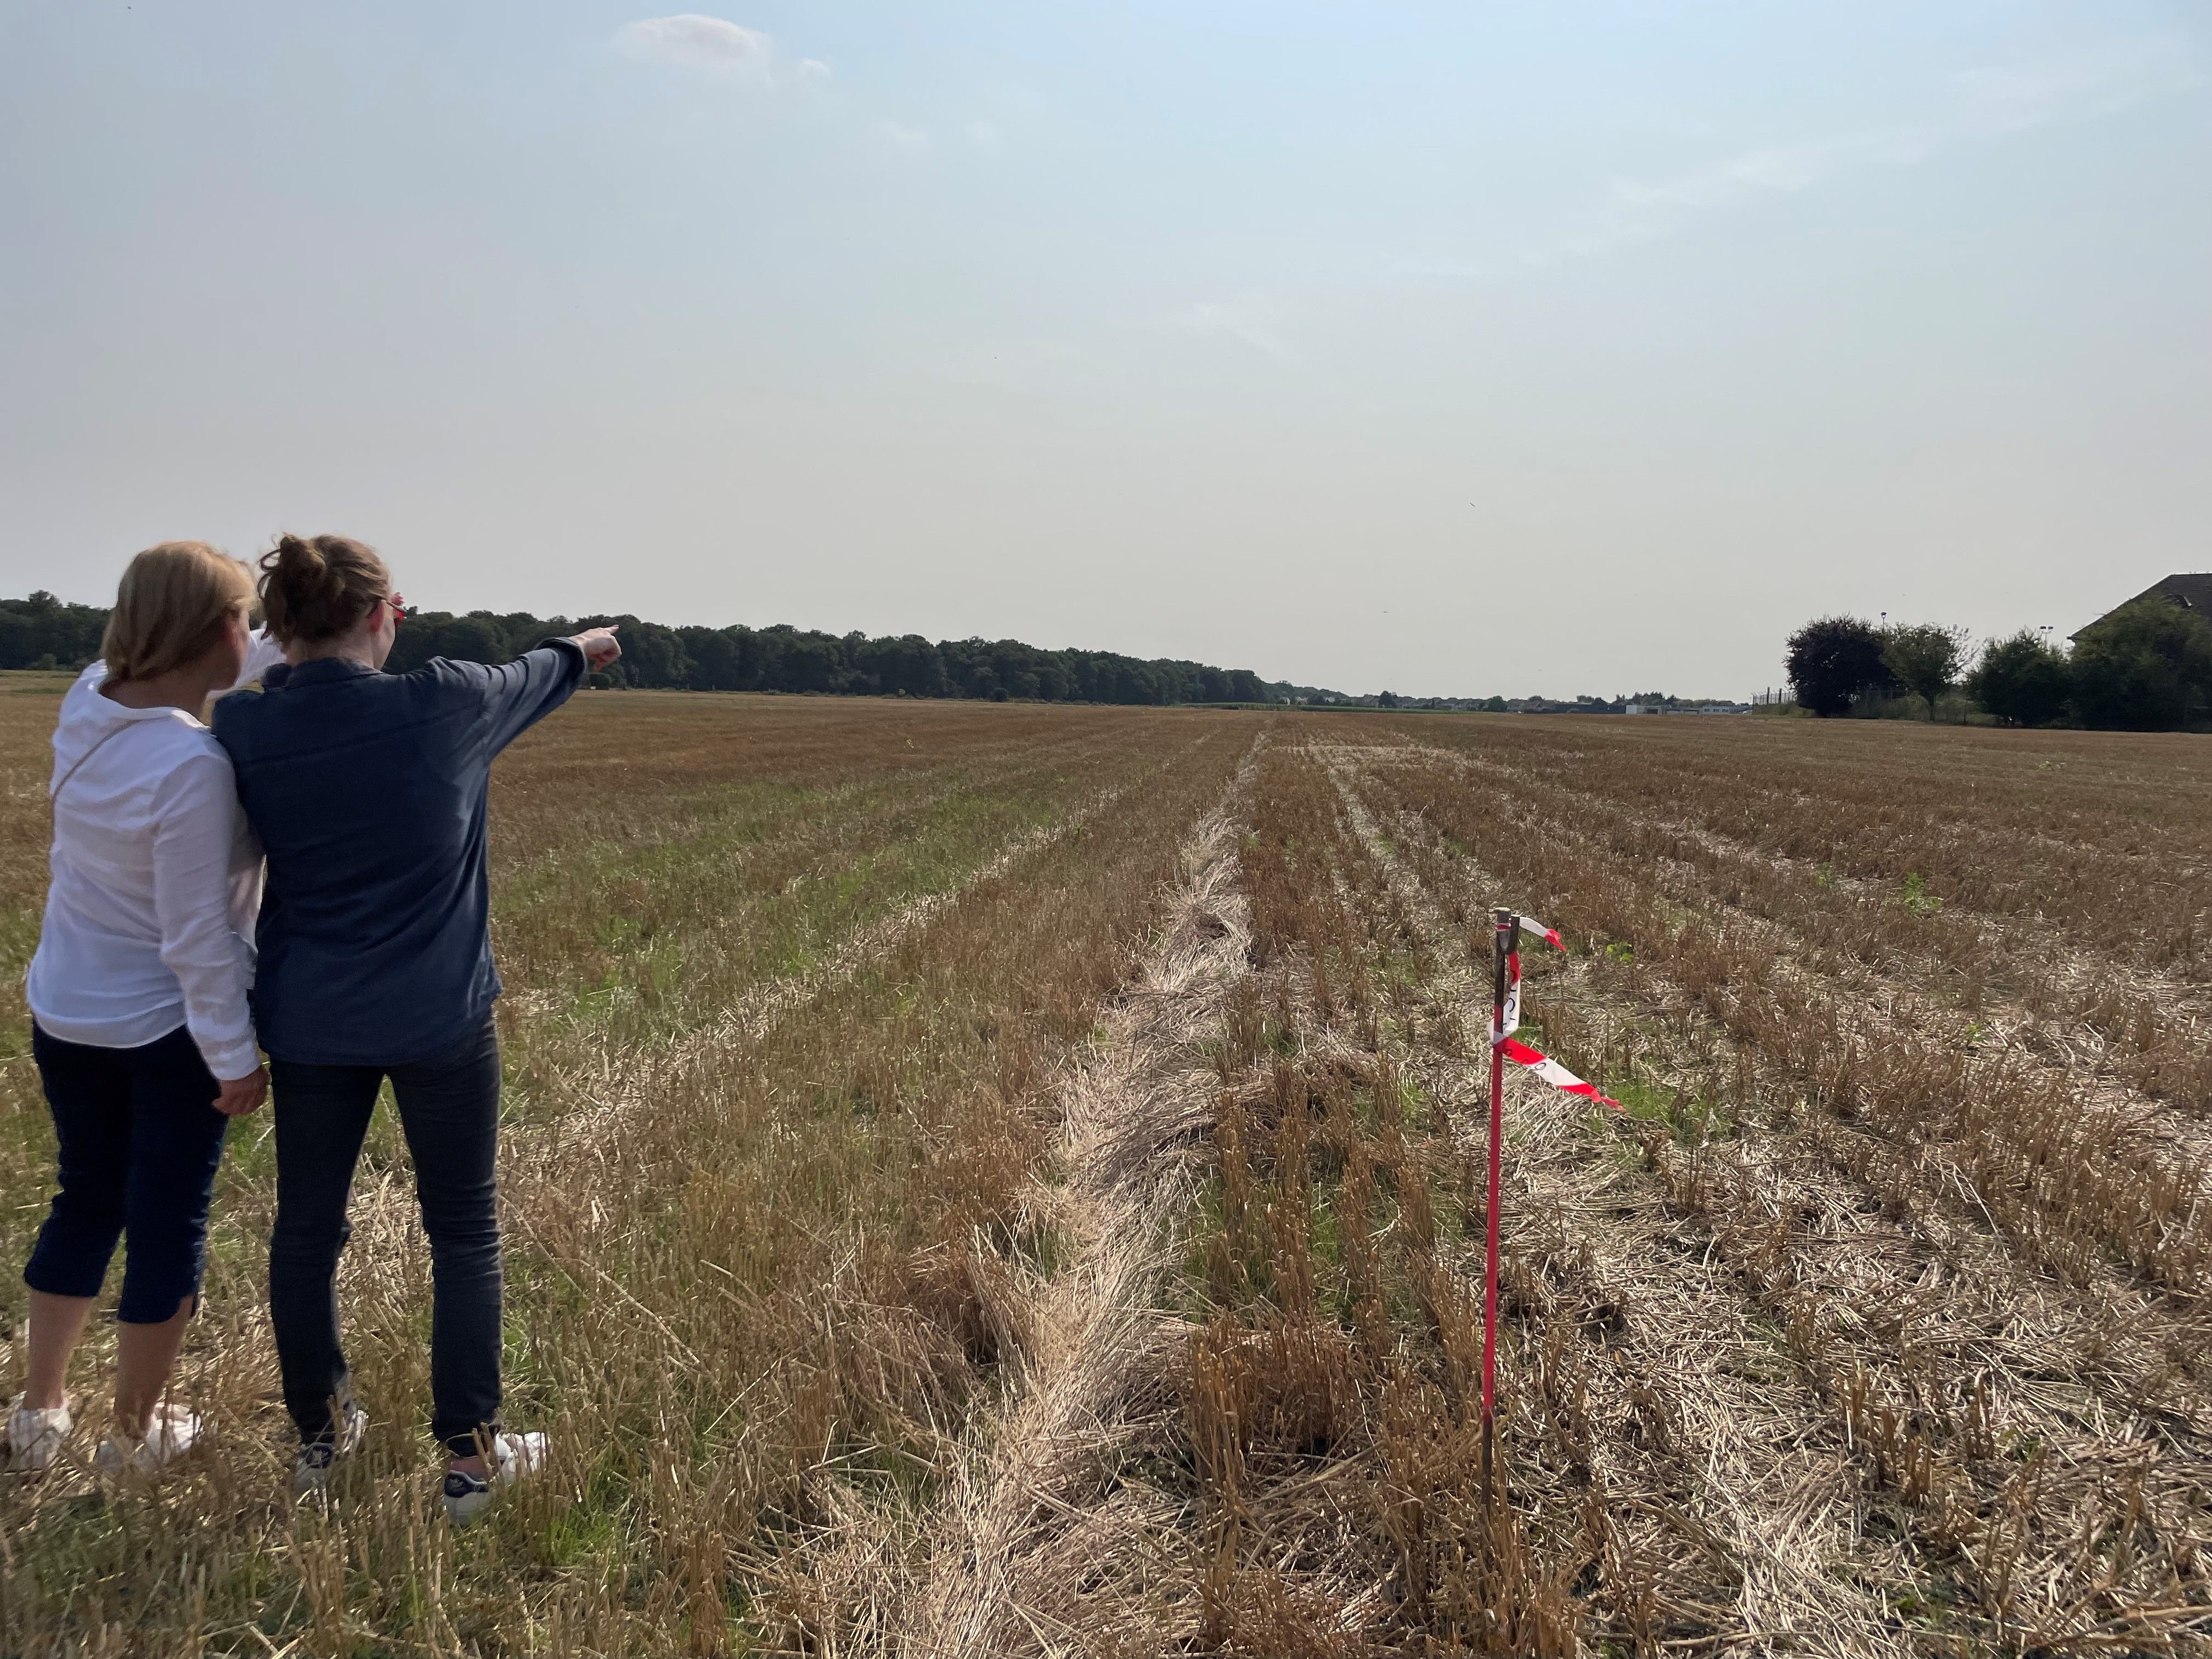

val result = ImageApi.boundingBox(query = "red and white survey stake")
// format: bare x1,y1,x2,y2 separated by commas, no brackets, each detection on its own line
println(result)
1480,907,1618,1501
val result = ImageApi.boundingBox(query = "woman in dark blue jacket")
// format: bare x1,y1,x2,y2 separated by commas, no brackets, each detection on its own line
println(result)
213,534,618,1523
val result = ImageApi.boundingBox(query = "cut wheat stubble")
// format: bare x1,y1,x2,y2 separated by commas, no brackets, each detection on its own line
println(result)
1368,744,2212,1301
1414,738,2212,1143
523,769,1156,1164
297,773,1162,1452
896,739,1266,1658
1341,734,2212,1649
1318,741,1902,1656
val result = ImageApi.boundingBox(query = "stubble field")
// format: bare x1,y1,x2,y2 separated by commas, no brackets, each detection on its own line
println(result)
3,689,2210,1656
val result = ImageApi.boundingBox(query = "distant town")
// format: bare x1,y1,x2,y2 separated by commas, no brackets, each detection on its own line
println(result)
1288,691,1756,715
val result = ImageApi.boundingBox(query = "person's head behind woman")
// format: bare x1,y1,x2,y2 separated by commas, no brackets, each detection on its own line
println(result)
102,542,257,690
259,535,397,668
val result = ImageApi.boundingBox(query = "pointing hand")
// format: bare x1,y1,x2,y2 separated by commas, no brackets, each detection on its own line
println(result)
572,625,622,670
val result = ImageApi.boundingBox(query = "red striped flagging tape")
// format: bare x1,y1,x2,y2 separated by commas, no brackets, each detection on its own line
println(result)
1481,907,1617,1499
1479,912,1515,1488
1487,913,1620,1110
1496,1036,1617,1107
1513,913,1564,952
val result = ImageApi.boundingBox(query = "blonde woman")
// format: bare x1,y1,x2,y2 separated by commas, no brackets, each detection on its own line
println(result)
6,544,279,1475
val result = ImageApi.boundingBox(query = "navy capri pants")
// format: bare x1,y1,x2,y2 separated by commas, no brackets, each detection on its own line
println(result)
23,1023,231,1323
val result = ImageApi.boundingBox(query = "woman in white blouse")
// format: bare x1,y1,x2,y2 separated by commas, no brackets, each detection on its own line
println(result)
5,543,279,1475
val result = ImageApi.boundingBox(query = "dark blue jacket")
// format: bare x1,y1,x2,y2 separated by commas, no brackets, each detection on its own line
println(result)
212,643,586,1065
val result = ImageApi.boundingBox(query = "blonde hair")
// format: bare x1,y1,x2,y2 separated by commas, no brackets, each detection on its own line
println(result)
258,533,389,646
100,543,256,684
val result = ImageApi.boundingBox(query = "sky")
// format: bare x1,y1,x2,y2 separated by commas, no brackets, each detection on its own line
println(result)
3,2,2208,699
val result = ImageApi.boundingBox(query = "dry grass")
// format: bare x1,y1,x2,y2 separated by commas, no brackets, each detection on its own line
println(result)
4,690,2210,1654
1,690,1253,1653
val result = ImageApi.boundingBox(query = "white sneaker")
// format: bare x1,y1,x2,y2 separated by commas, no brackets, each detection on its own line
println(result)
5,1395,73,1475
95,1402,201,1475
441,1430,548,1526
292,1404,370,1497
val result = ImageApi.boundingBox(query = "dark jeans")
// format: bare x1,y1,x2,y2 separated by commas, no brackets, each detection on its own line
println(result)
269,1017,504,1457
24,1024,229,1323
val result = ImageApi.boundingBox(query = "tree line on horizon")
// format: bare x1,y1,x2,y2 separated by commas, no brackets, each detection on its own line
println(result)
35,579,2192,725
1786,600,2212,731
0,590,1342,707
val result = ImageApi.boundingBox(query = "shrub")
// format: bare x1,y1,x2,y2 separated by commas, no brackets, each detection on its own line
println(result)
1966,631,2073,727
2070,599,2212,731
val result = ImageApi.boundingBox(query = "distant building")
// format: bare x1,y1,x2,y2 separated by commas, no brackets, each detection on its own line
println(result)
2072,573,2212,641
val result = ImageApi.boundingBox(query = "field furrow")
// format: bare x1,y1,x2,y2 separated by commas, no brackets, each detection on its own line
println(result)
1392,719,2212,978
901,740,1261,1655
1323,743,1903,1654
1398,737,2212,1117
1360,748,2212,1302
1329,727,2212,1650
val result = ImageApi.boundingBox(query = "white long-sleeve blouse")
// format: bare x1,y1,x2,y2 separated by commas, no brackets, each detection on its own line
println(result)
25,639,283,1080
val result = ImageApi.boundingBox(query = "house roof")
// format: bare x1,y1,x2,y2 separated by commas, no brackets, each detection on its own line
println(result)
2072,573,2212,640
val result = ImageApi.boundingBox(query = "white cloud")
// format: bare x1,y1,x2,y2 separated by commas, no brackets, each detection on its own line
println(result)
1399,32,2207,279
877,119,932,149
611,15,826,87
966,119,1000,146
1598,35,2203,241
1175,296,1300,364
1948,34,2204,139
1611,128,1934,215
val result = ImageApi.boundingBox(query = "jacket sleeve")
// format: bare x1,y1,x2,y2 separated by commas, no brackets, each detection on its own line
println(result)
150,749,261,1080
472,638,589,759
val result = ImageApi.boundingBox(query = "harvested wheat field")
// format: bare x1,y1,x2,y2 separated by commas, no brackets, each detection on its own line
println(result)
4,692,2211,1656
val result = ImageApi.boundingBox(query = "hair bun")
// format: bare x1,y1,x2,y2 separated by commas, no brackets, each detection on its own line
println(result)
275,533,326,579
257,533,388,647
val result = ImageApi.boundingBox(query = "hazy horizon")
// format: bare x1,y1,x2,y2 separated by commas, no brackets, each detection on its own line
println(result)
5,3,2208,699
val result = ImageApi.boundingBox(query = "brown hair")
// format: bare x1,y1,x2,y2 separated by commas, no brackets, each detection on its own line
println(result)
257,533,390,646
100,542,257,684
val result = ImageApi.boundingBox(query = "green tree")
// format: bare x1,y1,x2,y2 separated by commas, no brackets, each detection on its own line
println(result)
390,613,509,669
1965,631,2072,727
1785,616,1892,717
1880,624,1967,719
0,591,109,668
2070,599,2212,731
2,591,1336,707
